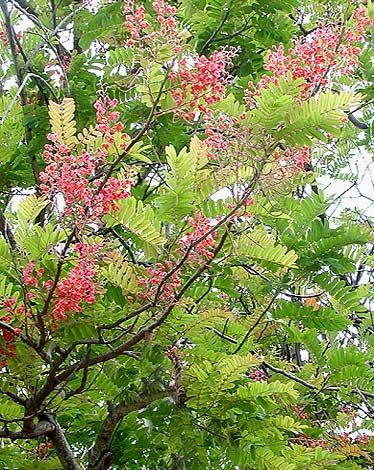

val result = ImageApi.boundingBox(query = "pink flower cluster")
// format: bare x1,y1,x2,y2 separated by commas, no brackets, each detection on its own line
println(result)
274,146,311,171
292,405,310,420
0,297,21,367
265,146,311,184
337,431,372,447
153,0,179,51
137,261,182,302
171,49,235,121
2,297,17,320
178,211,217,264
0,26,20,49
52,243,97,323
124,0,180,52
227,197,254,220
23,260,51,303
40,97,132,220
354,434,372,446
352,6,373,37
203,108,253,160
23,260,44,288
0,327,17,367
20,259,45,307
295,430,372,451
94,97,127,142
204,112,238,157
0,24,9,48
246,369,268,382
245,8,372,105
3,248,98,331
124,0,149,43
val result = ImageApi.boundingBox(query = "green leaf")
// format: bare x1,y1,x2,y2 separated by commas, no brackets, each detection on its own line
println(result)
104,197,166,253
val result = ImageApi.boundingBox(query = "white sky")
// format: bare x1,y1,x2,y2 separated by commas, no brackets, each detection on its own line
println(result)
319,148,374,218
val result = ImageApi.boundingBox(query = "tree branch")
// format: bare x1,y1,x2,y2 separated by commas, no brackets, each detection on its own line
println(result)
0,0,40,185
0,387,26,406
47,415,80,470
199,5,231,54
87,390,172,470
210,329,374,401
262,361,374,400
13,0,39,17
0,419,54,439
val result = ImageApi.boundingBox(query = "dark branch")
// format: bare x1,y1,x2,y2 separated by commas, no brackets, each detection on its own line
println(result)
0,419,54,439
0,0,40,185
88,390,172,470
0,387,26,406
199,6,231,54
12,0,39,17
348,113,369,130
47,415,80,470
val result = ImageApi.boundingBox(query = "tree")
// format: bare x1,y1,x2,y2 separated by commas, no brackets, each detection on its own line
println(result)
0,0,373,468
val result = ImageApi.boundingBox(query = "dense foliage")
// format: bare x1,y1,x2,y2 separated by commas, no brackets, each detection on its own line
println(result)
0,0,373,468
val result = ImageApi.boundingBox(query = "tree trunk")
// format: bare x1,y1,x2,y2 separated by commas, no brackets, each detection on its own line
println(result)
47,416,80,470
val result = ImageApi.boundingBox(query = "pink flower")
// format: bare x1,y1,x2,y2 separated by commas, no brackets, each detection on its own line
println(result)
114,122,124,132
246,369,268,382
40,97,133,221
52,243,98,324
178,211,217,264
108,111,120,121
137,262,181,302
245,10,371,105
43,279,53,290
124,0,181,53
47,133,57,142
16,304,25,314
58,144,70,154
108,98,119,109
171,49,236,121
23,260,38,287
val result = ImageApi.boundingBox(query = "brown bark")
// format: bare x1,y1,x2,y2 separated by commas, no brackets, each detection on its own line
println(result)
87,390,171,470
